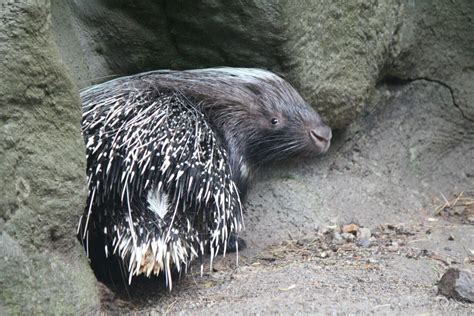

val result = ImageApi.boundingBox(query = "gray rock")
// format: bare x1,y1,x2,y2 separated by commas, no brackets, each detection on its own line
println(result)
388,1,474,122
51,0,404,128
51,1,474,129
282,0,403,128
357,228,372,240
438,268,474,303
2,0,474,313
0,1,100,313
341,232,356,242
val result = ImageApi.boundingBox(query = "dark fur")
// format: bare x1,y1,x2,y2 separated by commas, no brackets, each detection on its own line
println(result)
128,68,331,198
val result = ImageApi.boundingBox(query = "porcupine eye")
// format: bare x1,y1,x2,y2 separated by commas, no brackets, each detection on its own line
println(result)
270,118,279,126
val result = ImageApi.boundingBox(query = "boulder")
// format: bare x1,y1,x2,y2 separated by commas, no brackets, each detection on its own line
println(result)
0,1,100,313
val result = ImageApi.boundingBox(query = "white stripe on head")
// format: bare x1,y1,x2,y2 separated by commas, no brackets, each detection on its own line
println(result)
187,67,280,83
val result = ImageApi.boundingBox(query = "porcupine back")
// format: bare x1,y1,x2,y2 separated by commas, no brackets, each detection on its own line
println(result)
79,77,243,288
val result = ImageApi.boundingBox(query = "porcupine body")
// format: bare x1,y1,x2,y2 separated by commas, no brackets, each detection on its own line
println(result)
78,68,332,289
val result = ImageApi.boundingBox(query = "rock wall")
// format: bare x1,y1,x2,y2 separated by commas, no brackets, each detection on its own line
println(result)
388,1,474,121
51,1,474,128
1,0,473,312
0,1,100,313
52,0,405,128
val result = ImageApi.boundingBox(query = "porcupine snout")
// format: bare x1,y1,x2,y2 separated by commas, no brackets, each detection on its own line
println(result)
309,124,332,154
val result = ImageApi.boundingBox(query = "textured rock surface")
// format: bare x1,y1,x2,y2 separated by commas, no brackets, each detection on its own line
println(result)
388,1,474,122
52,1,474,128
0,1,100,313
282,0,403,128
438,268,474,302
52,0,404,128
1,0,473,313
51,0,182,88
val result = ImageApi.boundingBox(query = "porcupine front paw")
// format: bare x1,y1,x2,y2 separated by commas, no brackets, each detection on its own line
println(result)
221,233,247,254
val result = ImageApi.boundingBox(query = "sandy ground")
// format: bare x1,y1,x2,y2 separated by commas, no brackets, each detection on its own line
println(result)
102,208,474,314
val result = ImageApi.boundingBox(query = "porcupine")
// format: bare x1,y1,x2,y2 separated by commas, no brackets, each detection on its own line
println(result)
78,68,332,289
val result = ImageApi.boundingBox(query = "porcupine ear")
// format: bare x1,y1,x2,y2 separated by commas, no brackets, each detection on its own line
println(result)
79,84,244,289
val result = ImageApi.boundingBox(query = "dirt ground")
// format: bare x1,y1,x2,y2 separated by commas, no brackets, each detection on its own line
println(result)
97,81,474,314
103,214,473,314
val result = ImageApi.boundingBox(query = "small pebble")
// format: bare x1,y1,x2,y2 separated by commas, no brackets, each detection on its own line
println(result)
333,231,343,241
318,251,329,258
465,256,474,264
366,258,379,264
357,238,372,248
341,232,355,242
387,242,399,252
342,223,359,234
332,232,345,245
448,234,455,241
322,225,339,235
358,227,371,240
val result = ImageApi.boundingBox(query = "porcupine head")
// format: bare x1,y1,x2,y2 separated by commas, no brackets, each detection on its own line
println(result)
79,68,331,290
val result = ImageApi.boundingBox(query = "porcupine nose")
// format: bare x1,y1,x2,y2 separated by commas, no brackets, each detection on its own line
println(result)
310,126,332,153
